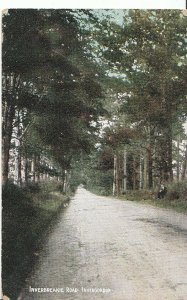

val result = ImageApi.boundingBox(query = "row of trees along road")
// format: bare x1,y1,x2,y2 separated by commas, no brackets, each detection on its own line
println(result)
2,9,187,196
2,9,106,188
78,10,187,196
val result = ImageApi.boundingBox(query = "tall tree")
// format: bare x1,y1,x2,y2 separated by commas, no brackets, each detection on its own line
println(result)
2,9,105,184
93,10,187,185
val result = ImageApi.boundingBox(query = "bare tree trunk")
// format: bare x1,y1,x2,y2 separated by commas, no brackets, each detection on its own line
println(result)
116,155,120,197
147,146,153,189
182,144,187,180
176,135,180,181
35,154,40,182
2,105,15,184
17,142,22,186
14,139,18,184
66,170,71,193
31,155,36,182
63,170,67,193
167,125,173,182
2,74,21,184
139,156,143,190
132,156,137,190
17,110,22,186
113,154,117,196
123,149,127,194
143,151,147,189
24,155,29,184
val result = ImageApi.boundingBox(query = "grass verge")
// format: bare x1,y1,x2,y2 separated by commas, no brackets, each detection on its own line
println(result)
119,181,187,213
2,181,70,299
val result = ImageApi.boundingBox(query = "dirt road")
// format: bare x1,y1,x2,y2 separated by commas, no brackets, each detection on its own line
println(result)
21,188,187,300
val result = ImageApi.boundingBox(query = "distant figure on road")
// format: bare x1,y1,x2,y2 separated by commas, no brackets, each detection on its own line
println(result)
157,184,167,199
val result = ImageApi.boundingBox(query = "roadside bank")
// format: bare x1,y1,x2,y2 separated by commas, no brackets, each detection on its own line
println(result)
2,181,71,299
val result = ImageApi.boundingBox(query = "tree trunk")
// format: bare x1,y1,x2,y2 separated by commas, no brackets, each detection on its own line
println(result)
161,126,173,182
132,156,137,190
182,144,187,180
17,110,22,186
164,91,173,182
44,172,48,180
2,104,15,184
147,126,155,189
31,154,36,182
113,154,117,196
143,151,147,189
63,170,67,193
66,170,71,193
17,142,22,186
116,155,120,197
167,125,173,181
139,156,143,189
176,135,180,181
147,146,153,189
24,156,29,184
35,154,40,182
2,74,21,184
123,149,127,194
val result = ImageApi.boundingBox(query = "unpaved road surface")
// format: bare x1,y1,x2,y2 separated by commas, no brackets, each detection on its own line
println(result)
21,188,187,300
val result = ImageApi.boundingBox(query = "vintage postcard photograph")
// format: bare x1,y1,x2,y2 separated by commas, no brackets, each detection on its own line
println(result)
1,8,187,300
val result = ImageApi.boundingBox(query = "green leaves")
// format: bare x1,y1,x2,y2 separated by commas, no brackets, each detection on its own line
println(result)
2,9,106,175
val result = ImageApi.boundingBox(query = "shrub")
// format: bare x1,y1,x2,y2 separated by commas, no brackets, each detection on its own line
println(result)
2,181,67,299
22,181,41,194
166,181,187,201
